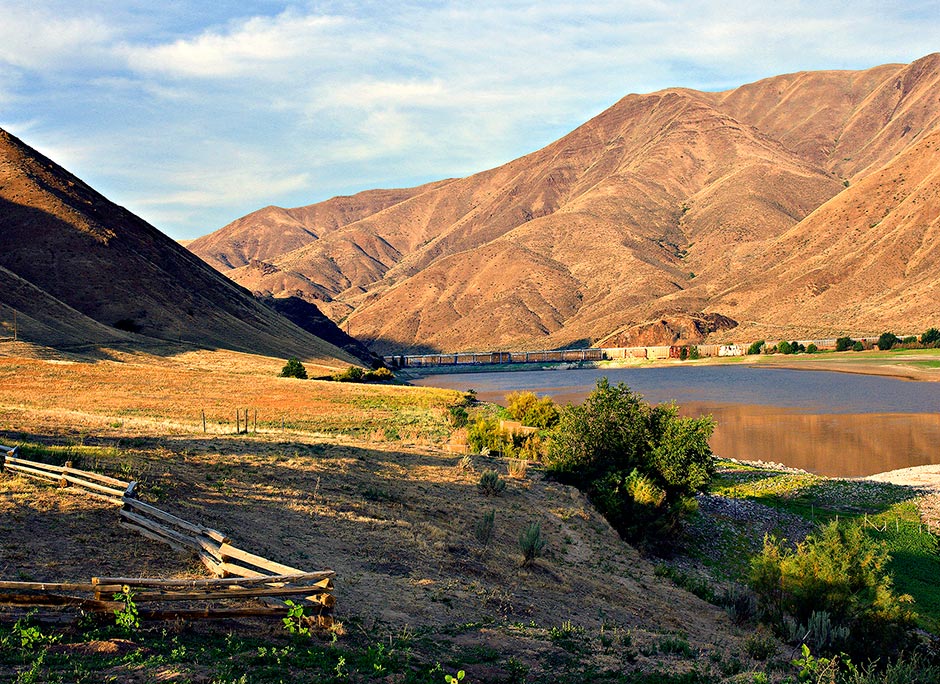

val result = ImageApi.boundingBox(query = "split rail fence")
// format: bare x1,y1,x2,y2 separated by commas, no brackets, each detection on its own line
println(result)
0,444,334,626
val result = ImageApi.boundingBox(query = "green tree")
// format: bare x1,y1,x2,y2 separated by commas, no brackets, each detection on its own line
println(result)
921,328,940,346
505,391,559,429
778,340,794,355
805,343,818,354
279,358,307,379
546,379,714,546
878,332,899,350
852,340,865,352
747,340,765,355
835,336,855,352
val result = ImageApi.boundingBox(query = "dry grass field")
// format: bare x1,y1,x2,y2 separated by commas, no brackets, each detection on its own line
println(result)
0,349,765,682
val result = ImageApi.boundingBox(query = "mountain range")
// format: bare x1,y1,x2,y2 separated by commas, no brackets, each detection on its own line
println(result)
0,128,362,370
188,54,940,353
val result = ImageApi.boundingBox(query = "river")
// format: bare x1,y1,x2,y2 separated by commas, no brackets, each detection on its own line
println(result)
412,365,940,477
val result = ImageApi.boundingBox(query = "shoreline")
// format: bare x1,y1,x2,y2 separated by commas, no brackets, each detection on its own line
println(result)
399,352,940,383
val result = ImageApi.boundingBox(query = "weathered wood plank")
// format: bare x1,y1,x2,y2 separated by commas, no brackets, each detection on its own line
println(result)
118,520,188,554
121,497,227,542
119,509,201,551
219,543,304,576
128,584,333,602
61,474,125,497
63,467,129,489
92,571,334,589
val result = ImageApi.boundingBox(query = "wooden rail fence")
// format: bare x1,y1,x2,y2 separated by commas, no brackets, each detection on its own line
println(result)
0,444,334,626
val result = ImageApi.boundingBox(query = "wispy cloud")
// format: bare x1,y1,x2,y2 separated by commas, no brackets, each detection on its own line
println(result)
0,1,936,239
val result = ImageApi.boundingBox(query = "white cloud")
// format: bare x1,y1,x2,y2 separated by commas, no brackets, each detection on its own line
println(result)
2,0,938,239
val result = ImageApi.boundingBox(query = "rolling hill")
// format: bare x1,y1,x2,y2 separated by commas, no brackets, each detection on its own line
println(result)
0,128,361,369
189,54,940,353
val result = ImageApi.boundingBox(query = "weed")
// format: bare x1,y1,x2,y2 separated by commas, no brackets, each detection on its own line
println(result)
474,509,496,548
519,522,546,567
658,634,694,657
283,599,311,636
113,586,140,632
478,470,506,496
507,458,528,479
445,670,466,683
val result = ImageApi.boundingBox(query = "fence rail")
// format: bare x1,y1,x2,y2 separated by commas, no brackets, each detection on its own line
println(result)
0,446,334,626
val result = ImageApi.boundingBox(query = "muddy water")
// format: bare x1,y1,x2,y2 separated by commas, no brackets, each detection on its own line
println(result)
413,366,940,477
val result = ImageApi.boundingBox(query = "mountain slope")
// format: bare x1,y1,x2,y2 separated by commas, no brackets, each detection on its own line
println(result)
0,128,360,368
189,54,940,353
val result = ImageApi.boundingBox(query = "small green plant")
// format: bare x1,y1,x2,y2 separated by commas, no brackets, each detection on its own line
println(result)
519,521,546,567
507,457,528,479
279,357,308,379
113,586,140,632
478,470,506,496
448,405,469,428
474,509,495,547
444,670,465,684
282,600,311,636
10,612,59,650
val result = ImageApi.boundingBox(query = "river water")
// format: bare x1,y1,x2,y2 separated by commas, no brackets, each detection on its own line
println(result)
412,366,940,477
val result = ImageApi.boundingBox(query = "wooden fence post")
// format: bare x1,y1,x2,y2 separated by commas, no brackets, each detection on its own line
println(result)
202,410,206,434
236,411,240,434
61,461,71,488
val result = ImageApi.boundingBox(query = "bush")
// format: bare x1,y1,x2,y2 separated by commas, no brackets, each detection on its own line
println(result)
331,366,364,382
519,522,546,567
902,335,918,345
688,345,700,360
805,343,818,354
778,340,794,355
505,391,559,429
545,379,714,547
279,358,308,379
478,470,506,496
747,340,765,355
468,417,509,454
921,328,940,346
836,337,855,352
363,367,395,382
878,332,899,350
852,341,864,352
749,521,915,660
474,509,495,547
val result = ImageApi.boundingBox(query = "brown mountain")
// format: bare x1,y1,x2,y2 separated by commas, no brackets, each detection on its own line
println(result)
0,128,361,369
189,54,940,353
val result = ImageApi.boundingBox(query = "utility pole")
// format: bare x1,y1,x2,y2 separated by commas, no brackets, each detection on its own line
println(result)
12,310,16,343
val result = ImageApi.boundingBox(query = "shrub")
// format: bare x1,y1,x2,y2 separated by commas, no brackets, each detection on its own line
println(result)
363,367,395,382
878,332,899,350
546,379,714,547
468,417,508,454
679,346,689,360
835,336,855,352
805,343,818,354
478,470,506,496
902,335,918,345
921,328,940,346
749,521,915,660
747,340,765,355
280,358,308,379
688,345,700,360
507,458,528,479
519,522,546,567
474,509,495,547
778,340,794,355
852,341,864,352
448,406,469,428
331,366,364,382
505,391,559,429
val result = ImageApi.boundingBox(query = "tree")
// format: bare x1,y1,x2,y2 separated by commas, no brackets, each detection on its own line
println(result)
852,341,865,352
777,340,794,355
505,391,559,429
747,340,765,355
806,343,818,354
835,336,855,352
546,379,714,546
921,328,940,346
878,332,899,350
279,358,307,379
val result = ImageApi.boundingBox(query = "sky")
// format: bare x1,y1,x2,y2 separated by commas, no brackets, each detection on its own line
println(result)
1,1,938,241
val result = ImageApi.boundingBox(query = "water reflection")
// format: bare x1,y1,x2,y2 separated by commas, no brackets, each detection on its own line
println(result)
413,366,940,477
682,403,940,477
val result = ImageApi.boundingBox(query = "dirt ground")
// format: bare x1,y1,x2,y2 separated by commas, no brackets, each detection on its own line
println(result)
0,350,771,678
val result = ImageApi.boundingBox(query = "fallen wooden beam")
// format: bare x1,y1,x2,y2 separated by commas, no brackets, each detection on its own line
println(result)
121,497,227,542
92,570,335,589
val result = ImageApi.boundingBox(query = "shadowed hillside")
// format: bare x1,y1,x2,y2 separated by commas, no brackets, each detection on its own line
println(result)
189,54,940,353
0,128,360,368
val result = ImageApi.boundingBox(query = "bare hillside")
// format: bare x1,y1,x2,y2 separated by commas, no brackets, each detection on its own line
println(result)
189,54,940,352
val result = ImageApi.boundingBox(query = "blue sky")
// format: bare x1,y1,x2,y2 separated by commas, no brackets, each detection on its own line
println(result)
1,1,938,240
